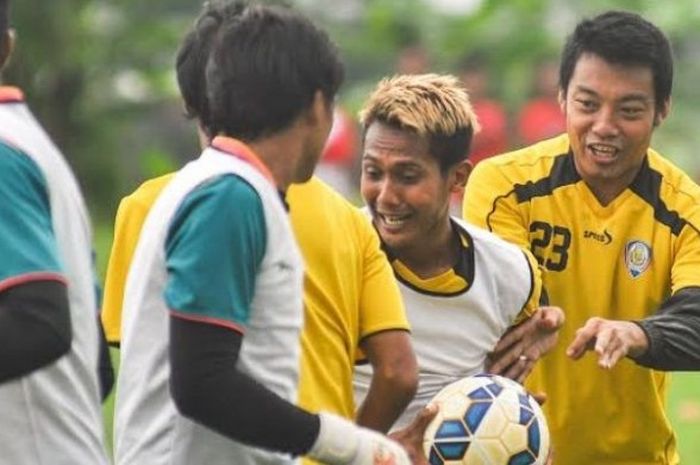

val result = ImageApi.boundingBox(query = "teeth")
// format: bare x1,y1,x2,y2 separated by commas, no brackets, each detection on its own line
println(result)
590,144,616,158
381,214,408,226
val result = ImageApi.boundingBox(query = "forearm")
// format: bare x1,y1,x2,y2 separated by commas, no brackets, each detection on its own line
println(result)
356,330,417,433
633,286,700,370
0,280,72,383
355,371,416,433
169,315,319,456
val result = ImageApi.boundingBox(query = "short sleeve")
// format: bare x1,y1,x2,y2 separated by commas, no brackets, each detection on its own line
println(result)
165,175,266,332
463,160,531,250
0,142,64,289
671,219,700,294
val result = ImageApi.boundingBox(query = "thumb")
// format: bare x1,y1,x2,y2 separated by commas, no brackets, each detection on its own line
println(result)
413,403,439,431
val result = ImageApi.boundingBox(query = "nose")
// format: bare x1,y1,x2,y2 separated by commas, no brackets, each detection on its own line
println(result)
376,178,401,209
591,106,620,138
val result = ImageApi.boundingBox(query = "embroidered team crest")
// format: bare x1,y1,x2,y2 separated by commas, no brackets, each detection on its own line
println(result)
624,240,652,278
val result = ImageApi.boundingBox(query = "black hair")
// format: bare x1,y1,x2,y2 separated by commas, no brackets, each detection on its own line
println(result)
175,1,247,136
432,130,473,174
559,10,673,113
205,3,344,141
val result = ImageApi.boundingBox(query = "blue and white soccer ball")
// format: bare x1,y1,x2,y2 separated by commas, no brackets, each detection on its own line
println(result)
423,374,550,465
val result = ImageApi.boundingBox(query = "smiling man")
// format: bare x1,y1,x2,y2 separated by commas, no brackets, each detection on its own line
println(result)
352,74,561,436
464,10,700,465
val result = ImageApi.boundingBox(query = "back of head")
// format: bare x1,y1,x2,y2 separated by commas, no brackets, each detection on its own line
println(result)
205,2,344,141
176,0,247,135
559,10,673,113
456,50,490,99
359,73,480,173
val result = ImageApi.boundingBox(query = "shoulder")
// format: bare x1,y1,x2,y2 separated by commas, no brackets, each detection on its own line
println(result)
118,173,176,219
471,134,571,185
0,141,47,198
456,218,527,261
644,151,700,230
289,176,353,213
289,176,370,238
183,174,262,213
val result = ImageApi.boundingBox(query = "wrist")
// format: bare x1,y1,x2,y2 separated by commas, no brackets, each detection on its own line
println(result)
628,321,650,358
308,412,359,465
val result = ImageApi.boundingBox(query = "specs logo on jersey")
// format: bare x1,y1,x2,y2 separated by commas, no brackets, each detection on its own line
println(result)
624,240,652,278
584,229,613,245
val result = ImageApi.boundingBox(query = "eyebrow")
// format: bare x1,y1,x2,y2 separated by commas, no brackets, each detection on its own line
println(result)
361,154,422,169
574,85,652,104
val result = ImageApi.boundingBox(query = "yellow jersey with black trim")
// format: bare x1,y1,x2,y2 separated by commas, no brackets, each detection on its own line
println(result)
463,133,700,465
354,217,541,430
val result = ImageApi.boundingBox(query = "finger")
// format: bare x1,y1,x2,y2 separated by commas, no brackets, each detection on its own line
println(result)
539,306,565,329
604,343,628,369
487,342,526,375
491,320,531,354
599,337,625,369
514,358,536,384
531,392,547,405
566,325,597,360
403,403,439,439
545,447,555,465
594,326,614,356
502,354,531,382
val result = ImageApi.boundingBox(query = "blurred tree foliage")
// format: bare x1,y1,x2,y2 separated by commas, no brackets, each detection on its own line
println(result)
4,0,700,225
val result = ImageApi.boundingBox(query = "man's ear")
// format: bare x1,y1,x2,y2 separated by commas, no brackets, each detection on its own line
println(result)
654,99,671,127
305,89,331,127
0,29,16,72
558,88,566,113
450,159,473,193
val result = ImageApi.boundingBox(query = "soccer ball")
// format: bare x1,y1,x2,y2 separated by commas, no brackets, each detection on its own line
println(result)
423,374,549,465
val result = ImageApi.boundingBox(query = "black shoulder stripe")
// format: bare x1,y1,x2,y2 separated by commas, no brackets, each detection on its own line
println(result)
629,158,691,236
513,152,579,203
485,152,577,232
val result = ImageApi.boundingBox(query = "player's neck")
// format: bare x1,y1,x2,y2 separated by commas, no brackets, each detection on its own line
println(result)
393,220,458,279
247,131,304,191
583,170,639,207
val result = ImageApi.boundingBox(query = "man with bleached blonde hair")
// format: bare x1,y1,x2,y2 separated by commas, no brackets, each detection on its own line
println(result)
353,74,563,433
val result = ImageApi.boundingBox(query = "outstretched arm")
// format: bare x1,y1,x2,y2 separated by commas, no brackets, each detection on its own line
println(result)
567,287,700,370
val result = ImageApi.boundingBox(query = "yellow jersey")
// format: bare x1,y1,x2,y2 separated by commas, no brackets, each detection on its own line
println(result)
102,175,408,421
463,134,700,465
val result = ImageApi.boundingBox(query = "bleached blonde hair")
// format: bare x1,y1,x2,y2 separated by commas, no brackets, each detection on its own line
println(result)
359,73,480,137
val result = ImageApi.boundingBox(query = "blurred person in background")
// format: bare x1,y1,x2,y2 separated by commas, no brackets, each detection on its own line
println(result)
456,51,509,165
516,57,565,146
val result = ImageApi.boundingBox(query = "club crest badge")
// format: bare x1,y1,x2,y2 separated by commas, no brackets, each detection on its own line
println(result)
624,240,652,278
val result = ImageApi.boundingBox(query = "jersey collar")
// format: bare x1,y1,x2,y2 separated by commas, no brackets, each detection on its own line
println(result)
0,86,24,103
210,136,274,184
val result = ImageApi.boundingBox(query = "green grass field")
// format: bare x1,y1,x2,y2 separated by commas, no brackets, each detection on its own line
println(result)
668,372,700,464
101,349,700,463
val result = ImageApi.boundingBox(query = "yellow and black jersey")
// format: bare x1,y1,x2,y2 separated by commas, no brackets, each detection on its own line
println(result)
463,133,700,465
354,217,542,430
